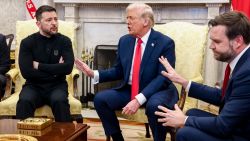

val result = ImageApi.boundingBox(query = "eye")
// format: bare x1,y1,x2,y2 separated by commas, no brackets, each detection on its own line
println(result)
46,18,52,22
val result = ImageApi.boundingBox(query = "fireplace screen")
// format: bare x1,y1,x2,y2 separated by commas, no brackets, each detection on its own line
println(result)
93,45,122,94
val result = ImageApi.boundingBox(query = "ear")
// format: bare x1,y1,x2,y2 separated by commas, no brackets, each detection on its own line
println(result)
233,35,244,48
36,21,41,28
143,18,149,27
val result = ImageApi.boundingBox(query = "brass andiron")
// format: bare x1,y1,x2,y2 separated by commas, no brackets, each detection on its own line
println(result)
81,48,94,108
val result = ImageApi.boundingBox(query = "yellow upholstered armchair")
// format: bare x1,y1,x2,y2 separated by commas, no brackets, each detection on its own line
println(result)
0,20,83,122
113,22,208,141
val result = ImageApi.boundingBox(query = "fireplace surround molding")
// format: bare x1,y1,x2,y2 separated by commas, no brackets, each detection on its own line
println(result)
54,0,229,4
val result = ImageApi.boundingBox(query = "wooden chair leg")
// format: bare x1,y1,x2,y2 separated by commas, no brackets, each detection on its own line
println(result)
106,135,111,141
169,128,177,141
145,123,151,138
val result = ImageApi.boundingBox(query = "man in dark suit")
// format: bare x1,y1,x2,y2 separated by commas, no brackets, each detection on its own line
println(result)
75,3,178,141
0,34,10,99
155,11,250,141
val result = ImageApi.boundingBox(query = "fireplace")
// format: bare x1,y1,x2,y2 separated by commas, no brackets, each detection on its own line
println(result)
93,45,122,94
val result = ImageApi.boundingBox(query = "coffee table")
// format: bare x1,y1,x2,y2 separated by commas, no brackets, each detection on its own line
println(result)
0,119,89,141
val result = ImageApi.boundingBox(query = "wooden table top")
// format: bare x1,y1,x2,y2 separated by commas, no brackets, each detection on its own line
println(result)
0,119,89,141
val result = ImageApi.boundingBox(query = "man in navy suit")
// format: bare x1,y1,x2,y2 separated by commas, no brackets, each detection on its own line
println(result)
75,3,178,141
155,11,250,141
0,34,10,99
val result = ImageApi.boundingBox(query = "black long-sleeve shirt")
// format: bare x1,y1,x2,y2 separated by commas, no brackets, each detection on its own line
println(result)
0,34,10,74
19,32,74,85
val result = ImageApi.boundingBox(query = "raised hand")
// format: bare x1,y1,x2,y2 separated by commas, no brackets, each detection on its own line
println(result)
159,56,188,88
74,58,94,78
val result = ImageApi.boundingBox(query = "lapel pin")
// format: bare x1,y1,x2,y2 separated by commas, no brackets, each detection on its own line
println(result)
151,43,155,47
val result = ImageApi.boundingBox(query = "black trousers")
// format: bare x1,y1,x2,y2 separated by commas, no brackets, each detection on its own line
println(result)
16,81,71,122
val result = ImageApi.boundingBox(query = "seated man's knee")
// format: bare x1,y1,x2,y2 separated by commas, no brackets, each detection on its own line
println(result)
51,95,68,104
145,99,160,116
186,108,200,116
93,91,106,108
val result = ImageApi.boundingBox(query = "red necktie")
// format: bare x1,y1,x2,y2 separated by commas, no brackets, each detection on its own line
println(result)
221,64,231,98
131,38,142,100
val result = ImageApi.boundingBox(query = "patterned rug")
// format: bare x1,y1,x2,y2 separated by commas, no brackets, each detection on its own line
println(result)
84,118,170,141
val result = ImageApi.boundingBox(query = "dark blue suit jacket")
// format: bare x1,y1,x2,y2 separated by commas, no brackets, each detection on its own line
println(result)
186,48,250,140
98,29,176,99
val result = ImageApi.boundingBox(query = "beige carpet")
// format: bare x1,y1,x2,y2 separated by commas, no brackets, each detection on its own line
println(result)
84,118,170,141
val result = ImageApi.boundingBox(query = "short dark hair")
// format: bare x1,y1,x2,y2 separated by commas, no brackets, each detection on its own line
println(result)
35,5,56,21
208,11,250,44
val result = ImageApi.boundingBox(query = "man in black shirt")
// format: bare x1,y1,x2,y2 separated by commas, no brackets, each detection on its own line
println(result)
16,5,74,122
0,34,10,99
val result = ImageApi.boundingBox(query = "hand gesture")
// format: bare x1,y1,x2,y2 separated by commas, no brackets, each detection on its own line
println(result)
159,56,188,88
74,58,94,78
122,99,140,115
155,104,187,128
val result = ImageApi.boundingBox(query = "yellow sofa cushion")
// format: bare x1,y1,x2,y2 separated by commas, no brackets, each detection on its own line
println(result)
0,92,81,117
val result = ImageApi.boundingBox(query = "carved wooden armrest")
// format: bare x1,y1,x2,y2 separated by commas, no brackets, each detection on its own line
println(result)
1,68,19,101
178,87,187,110
71,68,80,99
177,76,203,110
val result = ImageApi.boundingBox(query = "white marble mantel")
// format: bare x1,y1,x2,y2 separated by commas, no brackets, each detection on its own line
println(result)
53,0,230,51
54,0,229,4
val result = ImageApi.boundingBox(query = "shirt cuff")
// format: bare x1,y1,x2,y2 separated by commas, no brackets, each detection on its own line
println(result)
185,81,192,93
184,116,189,125
135,93,147,105
92,70,99,84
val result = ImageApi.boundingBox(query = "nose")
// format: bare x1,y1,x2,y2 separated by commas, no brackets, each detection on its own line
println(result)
52,19,57,25
126,19,130,24
209,42,215,49
126,17,132,24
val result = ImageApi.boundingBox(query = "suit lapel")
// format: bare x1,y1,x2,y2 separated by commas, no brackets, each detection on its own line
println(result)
125,37,136,79
140,29,157,76
224,48,250,99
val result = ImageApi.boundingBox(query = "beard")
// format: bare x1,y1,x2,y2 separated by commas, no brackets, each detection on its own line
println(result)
41,26,58,37
214,42,236,62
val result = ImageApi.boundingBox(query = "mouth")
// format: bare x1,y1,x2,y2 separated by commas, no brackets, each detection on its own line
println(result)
51,27,58,32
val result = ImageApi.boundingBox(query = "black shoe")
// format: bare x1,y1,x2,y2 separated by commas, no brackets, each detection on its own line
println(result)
111,132,124,141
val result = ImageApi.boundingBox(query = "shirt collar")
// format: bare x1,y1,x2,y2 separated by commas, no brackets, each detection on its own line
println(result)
229,44,250,73
136,29,151,45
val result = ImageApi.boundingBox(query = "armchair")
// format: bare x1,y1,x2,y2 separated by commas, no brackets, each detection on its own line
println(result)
0,20,83,122
5,34,14,49
113,22,208,140
0,34,14,98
